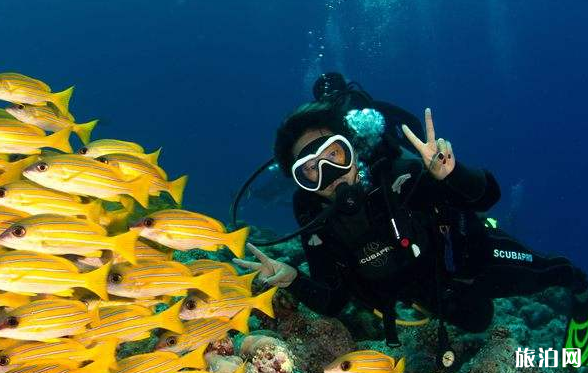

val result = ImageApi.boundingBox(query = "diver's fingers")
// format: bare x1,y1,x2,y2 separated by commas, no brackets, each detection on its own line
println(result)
402,124,425,153
264,267,286,285
246,242,272,267
425,108,435,144
437,138,448,159
232,258,262,270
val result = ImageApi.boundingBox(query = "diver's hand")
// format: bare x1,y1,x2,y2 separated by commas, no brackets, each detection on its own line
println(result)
232,243,297,288
402,108,456,180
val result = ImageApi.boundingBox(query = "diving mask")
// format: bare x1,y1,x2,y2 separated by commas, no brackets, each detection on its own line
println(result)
292,134,354,192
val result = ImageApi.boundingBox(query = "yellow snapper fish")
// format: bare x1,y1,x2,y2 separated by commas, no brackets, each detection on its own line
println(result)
132,209,249,258
107,261,222,299
0,292,30,310
324,351,405,373
0,339,117,373
78,139,160,165
96,153,187,205
0,156,39,185
156,308,250,354
0,251,111,299
114,344,207,373
187,260,257,296
22,154,152,208
180,286,277,320
0,180,128,226
0,206,28,233
0,73,73,116
6,103,97,145
0,214,138,264
74,301,184,346
0,120,72,155
0,299,98,341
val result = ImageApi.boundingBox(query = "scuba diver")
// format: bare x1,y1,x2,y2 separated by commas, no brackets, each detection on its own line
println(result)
231,73,588,368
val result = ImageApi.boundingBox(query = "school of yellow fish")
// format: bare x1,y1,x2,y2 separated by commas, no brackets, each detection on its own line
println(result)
0,73,404,373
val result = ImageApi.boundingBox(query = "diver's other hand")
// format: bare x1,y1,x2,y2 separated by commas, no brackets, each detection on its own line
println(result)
232,242,297,288
402,108,456,180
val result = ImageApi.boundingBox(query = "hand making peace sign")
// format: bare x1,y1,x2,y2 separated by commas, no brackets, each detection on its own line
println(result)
402,108,456,180
232,243,298,288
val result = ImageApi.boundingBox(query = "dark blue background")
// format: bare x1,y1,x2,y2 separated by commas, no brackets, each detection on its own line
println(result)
1,0,586,268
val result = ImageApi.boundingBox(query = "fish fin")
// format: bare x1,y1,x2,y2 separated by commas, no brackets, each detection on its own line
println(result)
41,338,64,343
191,268,222,299
167,175,188,205
85,199,104,223
237,271,258,293
230,308,251,334
45,127,73,153
226,227,249,258
233,363,247,373
53,289,74,297
87,339,119,369
111,230,139,265
84,250,103,258
145,147,161,165
253,286,277,318
119,195,136,212
73,119,98,145
178,343,208,369
152,301,185,334
393,357,405,373
84,261,112,300
50,86,74,116
102,208,131,233
128,174,152,208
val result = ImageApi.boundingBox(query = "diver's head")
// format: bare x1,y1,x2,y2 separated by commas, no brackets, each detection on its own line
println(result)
313,72,347,101
274,101,358,200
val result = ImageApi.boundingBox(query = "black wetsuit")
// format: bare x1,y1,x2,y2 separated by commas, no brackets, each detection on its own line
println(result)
286,155,588,335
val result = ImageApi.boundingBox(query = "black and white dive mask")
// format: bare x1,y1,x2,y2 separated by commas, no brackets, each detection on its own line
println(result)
291,134,354,192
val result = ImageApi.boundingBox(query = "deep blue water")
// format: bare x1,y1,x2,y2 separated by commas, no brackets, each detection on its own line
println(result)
1,0,586,269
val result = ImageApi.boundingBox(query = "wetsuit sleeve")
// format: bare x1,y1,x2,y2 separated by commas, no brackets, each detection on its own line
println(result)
286,191,352,316
410,160,501,212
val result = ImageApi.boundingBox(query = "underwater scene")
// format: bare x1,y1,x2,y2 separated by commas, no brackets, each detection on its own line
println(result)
0,0,587,372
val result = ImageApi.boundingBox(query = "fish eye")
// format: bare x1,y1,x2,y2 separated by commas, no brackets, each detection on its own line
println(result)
96,157,108,164
166,336,177,346
143,217,155,228
0,356,9,366
340,361,351,371
78,147,88,155
184,299,197,310
16,104,24,110
36,162,48,172
108,273,123,284
0,188,5,198
6,316,18,328
11,226,26,238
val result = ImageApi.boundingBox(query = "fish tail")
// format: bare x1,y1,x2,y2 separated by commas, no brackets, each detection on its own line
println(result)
167,174,188,205
45,127,73,153
84,261,112,300
102,207,132,233
152,301,185,334
191,268,222,299
73,119,98,145
226,227,249,258
50,86,74,116
119,195,136,212
146,147,161,165
128,175,152,208
238,271,258,293
178,343,208,369
111,230,139,265
230,308,251,334
253,286,277,318
87,339,119,369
